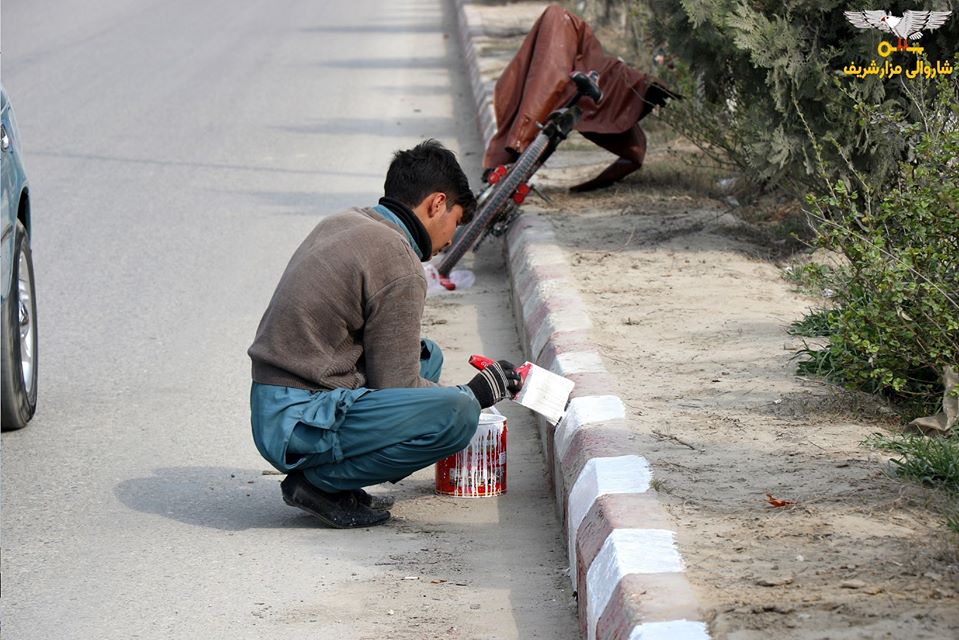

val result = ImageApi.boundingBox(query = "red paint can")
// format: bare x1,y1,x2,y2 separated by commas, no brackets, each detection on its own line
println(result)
435,413,507,497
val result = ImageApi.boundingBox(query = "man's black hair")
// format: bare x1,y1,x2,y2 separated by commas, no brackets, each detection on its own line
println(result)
384,139,477,224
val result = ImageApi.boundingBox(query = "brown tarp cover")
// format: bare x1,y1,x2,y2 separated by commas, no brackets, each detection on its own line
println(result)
483,4,662,169
909,366,958,433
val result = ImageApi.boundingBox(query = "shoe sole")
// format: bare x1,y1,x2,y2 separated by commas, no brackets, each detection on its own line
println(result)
283,494,390,529
353,488,395,510
365,498,395,511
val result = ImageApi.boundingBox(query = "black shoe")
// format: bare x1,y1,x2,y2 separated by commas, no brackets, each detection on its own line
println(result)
281,472,390,529
353,488,395,511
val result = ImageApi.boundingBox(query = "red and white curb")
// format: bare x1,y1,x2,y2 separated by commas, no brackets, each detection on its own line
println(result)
453,2,711,638
508,218,710,640
455,0,710,640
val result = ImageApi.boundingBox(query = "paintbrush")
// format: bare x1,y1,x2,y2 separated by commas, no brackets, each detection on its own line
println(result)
468,355,575,425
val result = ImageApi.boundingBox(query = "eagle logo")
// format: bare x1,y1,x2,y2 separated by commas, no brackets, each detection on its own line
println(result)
844,10,952,49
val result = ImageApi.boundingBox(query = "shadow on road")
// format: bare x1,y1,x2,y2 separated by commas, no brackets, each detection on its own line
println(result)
115,465,313,531
115,465,444,533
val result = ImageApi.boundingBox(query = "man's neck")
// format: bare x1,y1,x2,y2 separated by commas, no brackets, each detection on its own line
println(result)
375,197,433,261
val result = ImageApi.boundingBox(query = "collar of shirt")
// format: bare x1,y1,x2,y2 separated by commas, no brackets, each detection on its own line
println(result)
372,203,426,260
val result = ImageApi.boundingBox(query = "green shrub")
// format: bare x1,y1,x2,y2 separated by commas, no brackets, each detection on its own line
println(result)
627,0,959,197
863,431,959,494
787,308,836,337
594,0,959,413
801,73,959,411
864,430,959,532
782,261,833,295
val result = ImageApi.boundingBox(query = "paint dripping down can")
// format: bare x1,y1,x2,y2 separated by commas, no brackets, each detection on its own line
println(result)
435,412,507,497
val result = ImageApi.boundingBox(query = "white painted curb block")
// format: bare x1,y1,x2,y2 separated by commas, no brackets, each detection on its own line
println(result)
553,350,608,375
567,455,652,590
628,620,712,640
587,529,685,640
555,395,627,461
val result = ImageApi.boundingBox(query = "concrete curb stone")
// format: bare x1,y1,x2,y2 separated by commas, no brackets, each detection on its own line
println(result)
452,2,712,638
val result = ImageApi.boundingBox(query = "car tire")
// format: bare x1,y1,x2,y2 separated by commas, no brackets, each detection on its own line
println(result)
1,220,38,431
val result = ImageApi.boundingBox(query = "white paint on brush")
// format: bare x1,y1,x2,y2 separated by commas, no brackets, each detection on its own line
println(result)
554,395,626,462
628,620,711,640
515,363,576,425
567,455,651,591
552,350,607,375
586,529,685,640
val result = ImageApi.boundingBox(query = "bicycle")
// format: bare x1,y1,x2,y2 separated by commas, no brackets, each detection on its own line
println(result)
435,71,603,287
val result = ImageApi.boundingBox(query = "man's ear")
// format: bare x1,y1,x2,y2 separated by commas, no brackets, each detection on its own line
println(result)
428,192,447,218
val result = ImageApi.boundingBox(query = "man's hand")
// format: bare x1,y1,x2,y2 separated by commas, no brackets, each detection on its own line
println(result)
465,360,523,408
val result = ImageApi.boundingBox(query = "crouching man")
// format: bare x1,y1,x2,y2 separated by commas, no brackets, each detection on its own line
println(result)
248,140,522,528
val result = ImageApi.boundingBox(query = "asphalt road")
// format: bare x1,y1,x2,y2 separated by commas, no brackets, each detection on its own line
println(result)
1,1,577,638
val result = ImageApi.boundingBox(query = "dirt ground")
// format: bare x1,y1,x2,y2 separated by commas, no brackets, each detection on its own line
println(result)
527,144,959,638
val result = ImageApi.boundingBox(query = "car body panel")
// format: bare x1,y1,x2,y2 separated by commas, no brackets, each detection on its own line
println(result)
1,84,30,303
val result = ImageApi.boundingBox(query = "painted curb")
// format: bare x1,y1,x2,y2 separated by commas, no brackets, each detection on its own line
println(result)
451,2,712,639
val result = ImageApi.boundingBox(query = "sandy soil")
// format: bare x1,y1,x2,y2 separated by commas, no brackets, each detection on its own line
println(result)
527,149,959,638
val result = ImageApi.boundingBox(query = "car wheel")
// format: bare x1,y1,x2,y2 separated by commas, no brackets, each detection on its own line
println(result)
1,220,38,431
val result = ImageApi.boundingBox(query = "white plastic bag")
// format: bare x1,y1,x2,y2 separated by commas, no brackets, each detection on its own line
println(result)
423,262,476,295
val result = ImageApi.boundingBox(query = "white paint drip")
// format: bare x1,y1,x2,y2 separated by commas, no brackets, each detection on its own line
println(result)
628,620,711,640
586,529,685,640
553,351,607,375
567,456,652,592
554,395,626,462
438,414,506,497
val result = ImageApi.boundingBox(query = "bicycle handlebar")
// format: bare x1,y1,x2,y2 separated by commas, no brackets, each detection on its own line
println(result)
570,71,603,104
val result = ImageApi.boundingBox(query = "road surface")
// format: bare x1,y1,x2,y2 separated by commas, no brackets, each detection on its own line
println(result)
0,1,578,637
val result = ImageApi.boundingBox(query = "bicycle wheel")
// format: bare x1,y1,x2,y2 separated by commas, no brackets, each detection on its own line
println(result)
437,132,550,276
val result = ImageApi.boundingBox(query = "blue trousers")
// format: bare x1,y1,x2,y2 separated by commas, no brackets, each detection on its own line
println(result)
250,339,481,492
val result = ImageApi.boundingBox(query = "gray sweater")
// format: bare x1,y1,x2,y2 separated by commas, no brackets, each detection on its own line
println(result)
248,207,434,391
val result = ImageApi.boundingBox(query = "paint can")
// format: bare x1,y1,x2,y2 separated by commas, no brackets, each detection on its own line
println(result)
435,413,507,497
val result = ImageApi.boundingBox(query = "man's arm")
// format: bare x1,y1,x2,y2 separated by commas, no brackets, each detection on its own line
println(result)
363,273,434,389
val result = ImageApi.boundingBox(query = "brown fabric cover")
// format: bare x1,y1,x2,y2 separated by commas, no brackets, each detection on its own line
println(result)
483,4,660,169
